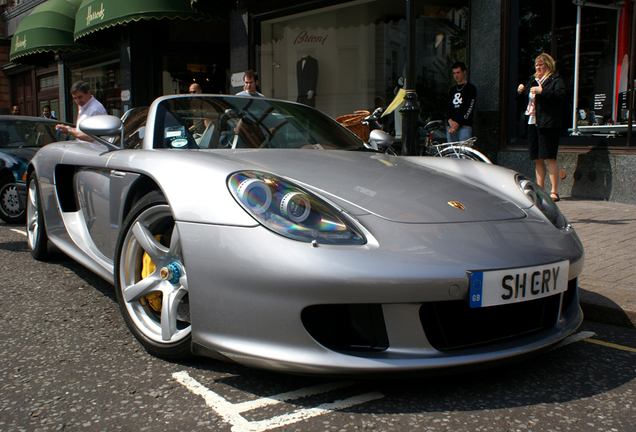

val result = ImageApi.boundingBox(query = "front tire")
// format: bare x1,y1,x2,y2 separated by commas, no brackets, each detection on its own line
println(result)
114,191,192,360
26,173,51,261
0,176,25,224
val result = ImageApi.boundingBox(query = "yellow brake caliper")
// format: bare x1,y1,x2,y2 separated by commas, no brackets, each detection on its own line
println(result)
141,235,163,312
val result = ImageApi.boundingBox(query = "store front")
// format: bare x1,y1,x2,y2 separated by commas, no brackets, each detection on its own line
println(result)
499,0,636,204
3,0,82,118
504,0,636,149
244,0,470,132
232,0,636,203
5,0,229,122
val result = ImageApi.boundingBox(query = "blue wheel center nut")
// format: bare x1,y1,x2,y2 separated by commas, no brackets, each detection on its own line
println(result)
161,262,182,284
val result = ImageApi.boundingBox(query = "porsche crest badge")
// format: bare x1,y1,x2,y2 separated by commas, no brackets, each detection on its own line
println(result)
447,201,466,210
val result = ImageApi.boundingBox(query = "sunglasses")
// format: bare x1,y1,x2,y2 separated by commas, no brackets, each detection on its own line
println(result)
189,90,196,94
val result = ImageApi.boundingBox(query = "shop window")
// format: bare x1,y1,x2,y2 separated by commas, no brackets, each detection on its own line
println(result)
39,75,59,91
256,0,469,126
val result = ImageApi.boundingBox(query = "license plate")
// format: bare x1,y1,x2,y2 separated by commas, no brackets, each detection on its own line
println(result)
468,260,569,308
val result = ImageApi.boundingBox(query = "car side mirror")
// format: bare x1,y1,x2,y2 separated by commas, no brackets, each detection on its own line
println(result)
78,115,124,149
369,129,394,152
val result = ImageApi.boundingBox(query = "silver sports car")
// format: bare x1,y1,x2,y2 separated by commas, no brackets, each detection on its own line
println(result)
26,95,584,375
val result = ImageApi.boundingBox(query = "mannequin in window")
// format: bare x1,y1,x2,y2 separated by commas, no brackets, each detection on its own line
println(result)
297,55,319,107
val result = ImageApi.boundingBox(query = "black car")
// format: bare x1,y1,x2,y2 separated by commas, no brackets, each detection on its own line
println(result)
0,115,72,223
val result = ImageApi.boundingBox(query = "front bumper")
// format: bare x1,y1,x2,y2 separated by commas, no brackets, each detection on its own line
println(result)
177,214,584,375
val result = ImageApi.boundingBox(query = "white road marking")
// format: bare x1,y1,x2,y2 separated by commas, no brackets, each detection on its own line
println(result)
550,331,596,351
173,371,384,432
10,228,26,236
233,380,356,412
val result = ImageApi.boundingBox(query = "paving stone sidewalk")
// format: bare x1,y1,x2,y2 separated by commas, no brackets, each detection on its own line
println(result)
557,198,636,328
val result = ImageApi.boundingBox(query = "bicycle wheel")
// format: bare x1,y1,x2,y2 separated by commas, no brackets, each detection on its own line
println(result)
440,146,492,164
439,146,492,163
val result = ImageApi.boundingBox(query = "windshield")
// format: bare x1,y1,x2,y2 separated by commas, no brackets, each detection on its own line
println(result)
152,96,365,150
0,119,64,149
113,107,150,149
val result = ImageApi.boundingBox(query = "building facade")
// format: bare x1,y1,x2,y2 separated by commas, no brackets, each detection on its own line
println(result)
2,0,635,203
1,0,231,122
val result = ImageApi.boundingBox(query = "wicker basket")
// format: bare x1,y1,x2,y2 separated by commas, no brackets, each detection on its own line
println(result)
335,110,370,141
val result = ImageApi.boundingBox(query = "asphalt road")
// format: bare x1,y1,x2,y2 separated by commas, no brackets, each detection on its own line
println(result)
1,223,635,432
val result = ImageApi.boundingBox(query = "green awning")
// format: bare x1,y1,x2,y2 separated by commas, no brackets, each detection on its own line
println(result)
9,0,84,64
74,0,214,43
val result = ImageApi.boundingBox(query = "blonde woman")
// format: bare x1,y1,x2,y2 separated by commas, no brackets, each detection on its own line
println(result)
517,53,565,202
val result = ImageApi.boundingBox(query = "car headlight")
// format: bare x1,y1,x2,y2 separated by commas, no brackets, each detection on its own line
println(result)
516,175,566,229
228,171,366,245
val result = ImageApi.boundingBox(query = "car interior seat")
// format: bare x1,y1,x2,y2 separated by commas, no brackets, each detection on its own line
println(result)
234,117,266,148
0,130,10,147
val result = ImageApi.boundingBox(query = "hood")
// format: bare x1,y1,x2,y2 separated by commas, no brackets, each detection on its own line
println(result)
218,149,526,224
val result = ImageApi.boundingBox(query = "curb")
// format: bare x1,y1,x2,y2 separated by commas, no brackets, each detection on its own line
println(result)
579,289,636,329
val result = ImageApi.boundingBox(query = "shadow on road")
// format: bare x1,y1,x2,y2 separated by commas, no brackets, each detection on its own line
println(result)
0,240,29,252
579,287,636,329
174,322,636,416
31,244,117,302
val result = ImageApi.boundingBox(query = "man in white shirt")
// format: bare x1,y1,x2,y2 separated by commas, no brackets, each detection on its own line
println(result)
236,70,265,97
56,81,107,142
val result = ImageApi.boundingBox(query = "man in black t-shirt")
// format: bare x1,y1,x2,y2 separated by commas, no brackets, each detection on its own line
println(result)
445,62,476,142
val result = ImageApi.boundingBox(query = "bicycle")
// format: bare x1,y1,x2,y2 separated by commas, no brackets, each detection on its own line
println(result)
336,108,492,163
421,136,492,163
